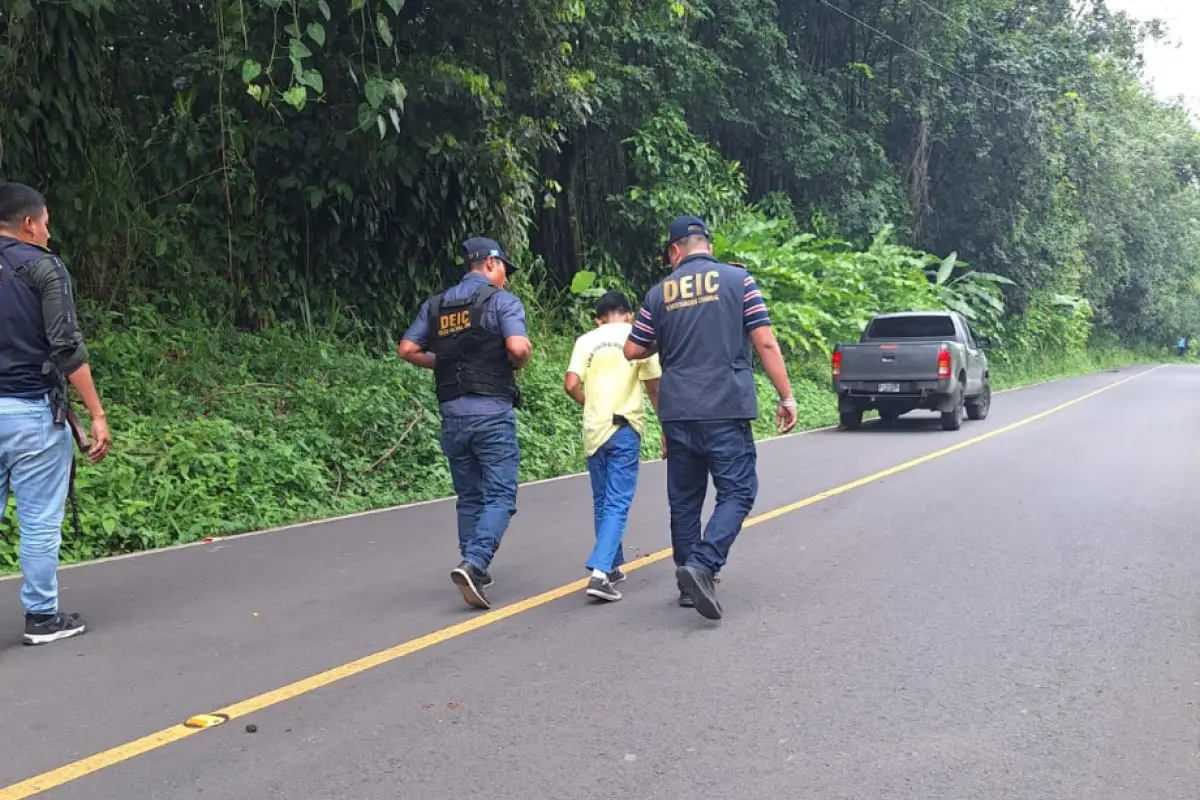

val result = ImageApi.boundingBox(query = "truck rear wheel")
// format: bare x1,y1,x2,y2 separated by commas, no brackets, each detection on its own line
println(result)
839,410,863,430
940,388,965,431
966,379,991,420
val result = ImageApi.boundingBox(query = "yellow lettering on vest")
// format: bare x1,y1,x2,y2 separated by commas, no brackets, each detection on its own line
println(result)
438,309,471,336
704,270,719,294
663,279,678,304
679,275,695,299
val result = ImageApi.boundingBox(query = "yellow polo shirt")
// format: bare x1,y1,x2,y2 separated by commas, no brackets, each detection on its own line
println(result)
567,322,662,457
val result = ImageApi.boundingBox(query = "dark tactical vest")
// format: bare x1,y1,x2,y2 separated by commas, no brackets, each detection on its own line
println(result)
427,283,520,406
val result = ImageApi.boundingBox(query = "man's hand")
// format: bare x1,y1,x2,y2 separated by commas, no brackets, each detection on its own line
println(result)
660,436,668,460
88,414,112,463
776,397,797,434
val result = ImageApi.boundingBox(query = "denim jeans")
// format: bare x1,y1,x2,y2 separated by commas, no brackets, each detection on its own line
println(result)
663,419,758,573
585,424,641,574
0,395,73,615
438,409,520,571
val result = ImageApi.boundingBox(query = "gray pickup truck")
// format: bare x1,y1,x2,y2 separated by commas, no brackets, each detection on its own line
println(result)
831,310,991,431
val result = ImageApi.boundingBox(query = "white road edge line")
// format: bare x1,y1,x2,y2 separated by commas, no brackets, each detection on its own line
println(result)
0,365,1156,580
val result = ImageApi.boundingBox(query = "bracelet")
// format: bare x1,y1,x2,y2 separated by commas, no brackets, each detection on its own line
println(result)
779,396,797,409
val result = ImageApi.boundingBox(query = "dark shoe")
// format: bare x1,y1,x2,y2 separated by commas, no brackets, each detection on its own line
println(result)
586,576,622,602
677,575,695,607
676,565,722,620
461,555,493,588
608,567,627,585
450,562,491,610
24,612,87,646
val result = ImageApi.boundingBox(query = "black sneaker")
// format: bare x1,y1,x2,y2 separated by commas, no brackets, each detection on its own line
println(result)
460,556,494,588
450,562,491,610
586,576,622,602
676,565,722,620
678,590,694,608
24,612,87,646
608,567,627,585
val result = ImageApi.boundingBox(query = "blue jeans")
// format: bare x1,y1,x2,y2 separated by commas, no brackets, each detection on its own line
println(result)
0,395,73,615
663,419,758,573
438,410,520,571
585,425,641,574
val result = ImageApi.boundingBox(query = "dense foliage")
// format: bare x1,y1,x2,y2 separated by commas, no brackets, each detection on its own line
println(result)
0,0,1195,562
2,0,1198,341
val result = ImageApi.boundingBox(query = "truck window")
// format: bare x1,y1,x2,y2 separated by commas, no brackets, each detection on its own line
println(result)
864,315,957,339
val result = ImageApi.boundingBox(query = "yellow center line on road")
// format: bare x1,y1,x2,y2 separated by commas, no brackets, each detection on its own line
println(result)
0,364,1163,800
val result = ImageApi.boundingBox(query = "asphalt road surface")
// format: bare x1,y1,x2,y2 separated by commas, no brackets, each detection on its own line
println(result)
1,364,1197,799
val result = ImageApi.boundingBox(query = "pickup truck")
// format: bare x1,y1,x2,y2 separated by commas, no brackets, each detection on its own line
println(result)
831,310,991,431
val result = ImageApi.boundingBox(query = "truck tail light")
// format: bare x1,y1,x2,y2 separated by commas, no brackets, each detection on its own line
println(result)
937,347,951,379
832,350,842,378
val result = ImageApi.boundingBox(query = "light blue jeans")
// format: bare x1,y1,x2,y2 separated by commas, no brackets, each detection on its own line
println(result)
0,395,73,615
585,425,641,574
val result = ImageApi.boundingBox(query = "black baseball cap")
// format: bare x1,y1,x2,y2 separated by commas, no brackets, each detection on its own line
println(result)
462,236,519,273
663,215,711,259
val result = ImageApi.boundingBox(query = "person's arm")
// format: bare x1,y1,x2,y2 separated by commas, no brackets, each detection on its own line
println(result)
643,378,660,414
30,256,111,461
638,353,662,414
624,305,658,361
397,301,436,370
743,273,797,433
564,337,586,407
564,372,585,406
497,293,532,368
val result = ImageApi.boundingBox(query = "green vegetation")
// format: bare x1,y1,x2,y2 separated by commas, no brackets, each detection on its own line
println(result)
0,0,1194,565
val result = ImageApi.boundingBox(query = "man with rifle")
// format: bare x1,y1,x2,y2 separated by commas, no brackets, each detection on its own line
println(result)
0,182,112,645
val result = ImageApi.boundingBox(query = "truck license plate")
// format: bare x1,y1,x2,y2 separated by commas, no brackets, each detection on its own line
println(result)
878,382,901,393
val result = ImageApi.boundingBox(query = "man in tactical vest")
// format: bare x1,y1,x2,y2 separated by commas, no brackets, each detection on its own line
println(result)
624,215,797,620
398,237,532,610
0,182,112,645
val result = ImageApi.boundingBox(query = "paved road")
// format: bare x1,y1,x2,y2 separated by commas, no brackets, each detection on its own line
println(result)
1,364,1197,799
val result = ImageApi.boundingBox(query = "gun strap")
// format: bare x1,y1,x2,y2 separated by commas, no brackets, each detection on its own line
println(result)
67,455,83,541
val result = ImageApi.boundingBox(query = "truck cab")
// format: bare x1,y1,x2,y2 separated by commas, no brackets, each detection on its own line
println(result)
832,311,991,431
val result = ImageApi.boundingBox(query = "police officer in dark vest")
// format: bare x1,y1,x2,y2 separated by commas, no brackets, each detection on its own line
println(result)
399,237,532,610
624,215,797,620
0,182,112,645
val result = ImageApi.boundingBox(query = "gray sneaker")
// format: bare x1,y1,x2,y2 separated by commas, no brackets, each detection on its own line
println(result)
586,575,622,602
608,567,627,585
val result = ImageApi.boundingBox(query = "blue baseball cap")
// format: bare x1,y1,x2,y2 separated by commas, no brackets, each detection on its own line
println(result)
663,215,711,258
462,236,519,273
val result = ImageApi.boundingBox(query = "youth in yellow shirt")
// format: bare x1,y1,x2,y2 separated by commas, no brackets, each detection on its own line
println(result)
564,291,661,602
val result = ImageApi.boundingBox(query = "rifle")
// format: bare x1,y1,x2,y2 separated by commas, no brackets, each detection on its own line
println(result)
43,361,89,540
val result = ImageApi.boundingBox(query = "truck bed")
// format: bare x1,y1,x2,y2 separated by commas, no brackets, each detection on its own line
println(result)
836,341,951,385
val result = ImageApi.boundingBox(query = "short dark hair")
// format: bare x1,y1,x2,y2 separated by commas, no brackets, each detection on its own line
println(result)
595,290,633,318
0,182,46,228
675,233,710,252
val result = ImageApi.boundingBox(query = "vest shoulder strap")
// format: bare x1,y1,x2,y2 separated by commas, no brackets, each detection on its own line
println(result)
427,283,501,337
426,292,444,324
468,283,500,313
